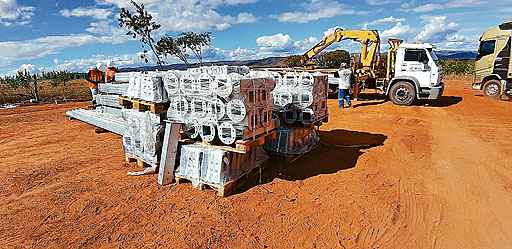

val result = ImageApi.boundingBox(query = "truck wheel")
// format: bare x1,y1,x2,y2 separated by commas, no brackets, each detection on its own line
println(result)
389,81,416,106
483,80,501,98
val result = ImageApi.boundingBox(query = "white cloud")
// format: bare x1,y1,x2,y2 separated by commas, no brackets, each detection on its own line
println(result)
0,34,131,68
381,22,412,38
415,16,459,43
255,33,319,56
256,33,292,50
52,54,145,72
366,0,401,6
401,0,486,13
60,7,113,20
366,16,405,26
236,12,257,24
0,0,35,26
96,0,258,32
275,0,367,23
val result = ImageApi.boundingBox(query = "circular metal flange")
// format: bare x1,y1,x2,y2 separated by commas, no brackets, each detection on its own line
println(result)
185,121,199,139
206,98,226,121
199,123,217,143
300,72,314,86
218,122,237,145
171,96,189,119
215,76,233,98
180,73,196,95
226,99,247,123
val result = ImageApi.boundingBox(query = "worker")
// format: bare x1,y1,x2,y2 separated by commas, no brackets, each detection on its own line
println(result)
338,63,352,109
104,61,117,83
86,63,103,105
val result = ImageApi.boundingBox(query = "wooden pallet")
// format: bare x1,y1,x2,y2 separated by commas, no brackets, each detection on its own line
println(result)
174,156,266,197
241,119,278,141
185,127,277,154
125,154,158,176
174,138,269,197
118,96,169,113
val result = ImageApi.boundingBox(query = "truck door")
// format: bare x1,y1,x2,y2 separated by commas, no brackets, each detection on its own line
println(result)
399,49,432,87
475,39,497,79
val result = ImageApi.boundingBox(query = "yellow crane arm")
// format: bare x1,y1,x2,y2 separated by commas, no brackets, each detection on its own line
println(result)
302,28,380,68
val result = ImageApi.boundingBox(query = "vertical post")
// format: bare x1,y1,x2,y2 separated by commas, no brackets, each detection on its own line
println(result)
158,122,182,186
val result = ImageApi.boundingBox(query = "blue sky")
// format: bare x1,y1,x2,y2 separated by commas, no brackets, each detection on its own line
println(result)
0,0,511,75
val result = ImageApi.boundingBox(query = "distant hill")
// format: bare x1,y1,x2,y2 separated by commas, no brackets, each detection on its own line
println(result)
119,57,288,72
436,50,477,60
119,50,476,72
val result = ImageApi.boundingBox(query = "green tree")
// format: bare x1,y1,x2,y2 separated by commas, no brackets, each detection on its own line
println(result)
155,35,190,66
286,55,303,67
321,50,350,68
180,32,212,65
119,0,163,67
14,70,40,102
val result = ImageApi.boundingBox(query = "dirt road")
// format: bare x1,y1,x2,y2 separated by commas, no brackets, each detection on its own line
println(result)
1,80,511,248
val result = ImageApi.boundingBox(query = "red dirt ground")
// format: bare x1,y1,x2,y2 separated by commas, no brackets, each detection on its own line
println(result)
1,80,511,249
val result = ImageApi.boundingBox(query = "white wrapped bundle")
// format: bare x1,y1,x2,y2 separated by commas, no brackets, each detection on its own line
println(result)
122,109,163,166
125,73,141,98
115,72,133,83
139,72,168,103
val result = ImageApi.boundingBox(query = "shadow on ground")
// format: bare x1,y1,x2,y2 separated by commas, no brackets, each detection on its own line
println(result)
233,129,387,195
418,96,463,107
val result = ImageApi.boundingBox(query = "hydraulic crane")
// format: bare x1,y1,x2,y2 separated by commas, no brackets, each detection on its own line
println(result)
300,28,444,105
302,28,380,81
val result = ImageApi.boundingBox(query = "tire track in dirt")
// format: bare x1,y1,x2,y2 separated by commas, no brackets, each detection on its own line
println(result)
419,100,512,248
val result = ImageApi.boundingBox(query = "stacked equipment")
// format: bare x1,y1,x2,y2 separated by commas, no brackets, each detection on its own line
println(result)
165,68,276,145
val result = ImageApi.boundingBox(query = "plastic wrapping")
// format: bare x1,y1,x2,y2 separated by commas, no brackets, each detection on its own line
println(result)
165,70,276,145
124,72,168,103
122,109,163,166
139,72,168,103
115,72,133,83
264,126,320,156
176,143,268,188
95,94,123,108
98,83,129,95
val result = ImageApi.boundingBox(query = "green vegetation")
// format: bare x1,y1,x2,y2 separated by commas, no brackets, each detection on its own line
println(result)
439,60,474,76
286,49,350,68
0,71,86,104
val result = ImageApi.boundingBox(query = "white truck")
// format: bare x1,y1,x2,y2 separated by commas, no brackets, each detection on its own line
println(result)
301,29,444,106
383,42,444,105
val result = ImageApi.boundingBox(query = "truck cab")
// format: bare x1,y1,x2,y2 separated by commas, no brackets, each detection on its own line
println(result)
472,22,512,98
385,43,444,105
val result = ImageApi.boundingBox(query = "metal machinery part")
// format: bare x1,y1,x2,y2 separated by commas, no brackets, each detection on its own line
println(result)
200,123,217,142
185,121,200,139
226,99,247,123
180,72,195,95
163,71,180,95
215,75,233,98
218,122,237,145
206,98,226,121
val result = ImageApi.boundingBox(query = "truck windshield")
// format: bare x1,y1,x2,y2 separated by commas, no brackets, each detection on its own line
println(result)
428,49,439,61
